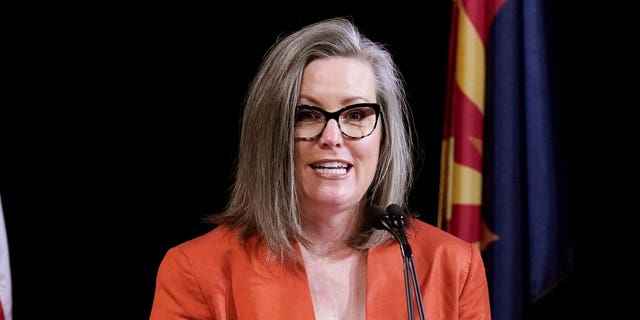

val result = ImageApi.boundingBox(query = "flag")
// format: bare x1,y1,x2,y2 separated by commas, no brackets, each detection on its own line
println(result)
0,194,11,320
438,0,575,319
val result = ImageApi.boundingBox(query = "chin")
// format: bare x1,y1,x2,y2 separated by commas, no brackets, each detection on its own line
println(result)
308,190,362,208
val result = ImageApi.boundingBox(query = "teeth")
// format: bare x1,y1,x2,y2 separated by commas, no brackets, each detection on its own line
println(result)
310,161,350,174
312,161,348,169
314,167,347,174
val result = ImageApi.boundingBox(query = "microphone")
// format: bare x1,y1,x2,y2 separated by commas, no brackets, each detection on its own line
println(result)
367,204,426,320
366,204,413,257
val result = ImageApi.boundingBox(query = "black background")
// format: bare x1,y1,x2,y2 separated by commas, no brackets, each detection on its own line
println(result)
1,3,603,318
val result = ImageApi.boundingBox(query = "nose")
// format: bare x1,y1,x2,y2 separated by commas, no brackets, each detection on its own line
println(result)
318,119,343,147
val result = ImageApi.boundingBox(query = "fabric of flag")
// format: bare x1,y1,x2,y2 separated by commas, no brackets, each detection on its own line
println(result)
438,0,575,319
0,194,11,320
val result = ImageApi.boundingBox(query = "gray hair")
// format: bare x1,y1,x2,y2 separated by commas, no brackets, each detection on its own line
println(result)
211,17,415,262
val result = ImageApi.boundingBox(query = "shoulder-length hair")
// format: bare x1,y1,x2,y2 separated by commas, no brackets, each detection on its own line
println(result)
211,17,416,262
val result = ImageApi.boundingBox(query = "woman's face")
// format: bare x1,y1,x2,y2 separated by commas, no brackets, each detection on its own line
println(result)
294,57,382,214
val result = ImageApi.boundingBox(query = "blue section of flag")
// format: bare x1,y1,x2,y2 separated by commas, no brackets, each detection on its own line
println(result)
482,0,574,319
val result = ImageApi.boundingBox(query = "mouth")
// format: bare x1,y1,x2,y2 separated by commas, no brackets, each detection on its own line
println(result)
309,161,353,175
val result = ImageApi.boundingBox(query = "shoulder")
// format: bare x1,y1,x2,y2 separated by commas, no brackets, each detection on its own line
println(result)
151,226,248,318
406,220,491,316
407,218,469,248
168,225,242,256
407,218,482,268
159,225,243,270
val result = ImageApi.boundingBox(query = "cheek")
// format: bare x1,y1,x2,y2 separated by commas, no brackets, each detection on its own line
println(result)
364,146,381,168
357,134,382,169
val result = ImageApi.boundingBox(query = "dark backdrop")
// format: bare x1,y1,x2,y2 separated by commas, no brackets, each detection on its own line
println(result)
1,3,591,318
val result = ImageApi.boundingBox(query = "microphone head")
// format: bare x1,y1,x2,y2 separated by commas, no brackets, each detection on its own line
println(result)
385,204,408,230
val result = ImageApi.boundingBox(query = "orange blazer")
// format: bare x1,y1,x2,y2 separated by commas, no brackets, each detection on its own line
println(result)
150,219,491,319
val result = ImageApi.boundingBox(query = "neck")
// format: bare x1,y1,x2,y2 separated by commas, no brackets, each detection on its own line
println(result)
301,206,363,257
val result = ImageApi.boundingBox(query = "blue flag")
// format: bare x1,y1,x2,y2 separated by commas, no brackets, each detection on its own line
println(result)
482,0,575,318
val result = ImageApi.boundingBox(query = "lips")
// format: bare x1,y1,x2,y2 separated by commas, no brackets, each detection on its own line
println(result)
309,161,352,175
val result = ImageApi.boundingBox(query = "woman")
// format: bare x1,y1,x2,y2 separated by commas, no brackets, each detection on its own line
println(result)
150,17,491,319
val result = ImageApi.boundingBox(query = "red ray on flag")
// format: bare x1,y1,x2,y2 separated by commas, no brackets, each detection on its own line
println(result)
437,0,503,249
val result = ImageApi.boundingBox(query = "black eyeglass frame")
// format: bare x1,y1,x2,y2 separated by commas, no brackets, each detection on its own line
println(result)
294,103,382,141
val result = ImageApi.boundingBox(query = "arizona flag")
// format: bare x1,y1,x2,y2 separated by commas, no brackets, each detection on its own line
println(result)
0,194,11,320
438,0,574,319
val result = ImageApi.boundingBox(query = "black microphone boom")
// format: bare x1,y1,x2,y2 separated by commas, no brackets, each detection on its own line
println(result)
367,204,427,320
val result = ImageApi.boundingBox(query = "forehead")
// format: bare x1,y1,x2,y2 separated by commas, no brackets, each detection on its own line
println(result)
300,57,376,107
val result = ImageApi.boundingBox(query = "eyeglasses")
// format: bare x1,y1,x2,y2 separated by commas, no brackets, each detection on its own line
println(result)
294,103,381,141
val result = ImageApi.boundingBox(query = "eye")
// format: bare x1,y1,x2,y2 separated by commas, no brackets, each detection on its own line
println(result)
342,107,374,122
295,107,324,123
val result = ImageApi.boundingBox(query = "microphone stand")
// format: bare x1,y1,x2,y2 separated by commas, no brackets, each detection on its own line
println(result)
376,205,426,320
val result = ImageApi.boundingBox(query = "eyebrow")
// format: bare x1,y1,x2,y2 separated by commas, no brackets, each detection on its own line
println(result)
296,95,372,108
